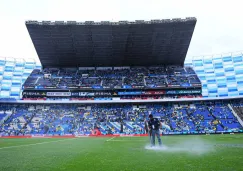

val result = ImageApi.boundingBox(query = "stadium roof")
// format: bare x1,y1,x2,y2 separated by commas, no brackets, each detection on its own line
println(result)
26,18,197,68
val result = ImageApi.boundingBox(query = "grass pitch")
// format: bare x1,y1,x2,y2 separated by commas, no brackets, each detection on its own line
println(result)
0,134,243,171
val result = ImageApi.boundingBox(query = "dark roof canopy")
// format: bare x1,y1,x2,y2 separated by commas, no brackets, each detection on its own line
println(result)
26,18,196,68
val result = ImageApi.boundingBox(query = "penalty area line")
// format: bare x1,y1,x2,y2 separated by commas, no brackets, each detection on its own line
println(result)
106,137,116,142
0,138,77,150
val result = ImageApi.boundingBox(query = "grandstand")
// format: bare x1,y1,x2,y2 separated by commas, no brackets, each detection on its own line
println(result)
0,18,243,137
0,101,242,136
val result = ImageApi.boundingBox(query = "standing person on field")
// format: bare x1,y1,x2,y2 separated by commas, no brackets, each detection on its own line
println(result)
144,119,151,141
148,114,162,147
144,119,149,134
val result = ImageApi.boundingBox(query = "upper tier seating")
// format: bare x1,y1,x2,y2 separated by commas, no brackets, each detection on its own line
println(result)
23,66,201,89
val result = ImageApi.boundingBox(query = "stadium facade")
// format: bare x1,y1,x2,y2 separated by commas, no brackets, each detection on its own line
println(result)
0,53,242,99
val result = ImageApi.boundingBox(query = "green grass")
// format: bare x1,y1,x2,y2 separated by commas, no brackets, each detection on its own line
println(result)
0,134,243,171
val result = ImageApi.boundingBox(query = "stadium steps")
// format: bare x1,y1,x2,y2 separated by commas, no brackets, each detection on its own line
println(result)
108,122,119,133
99,123,113,133
2,112,15,125
23,112,36,130
228,104,243,127
143,76,146,86
125,122,143,132
34,77,40,85
110,122,121,132
162,123,171,131
98,124,107,134
134,122,144,130
125,122,133,130
0,112,10,125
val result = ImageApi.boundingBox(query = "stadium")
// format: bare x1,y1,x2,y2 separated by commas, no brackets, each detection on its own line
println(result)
1,5,243,171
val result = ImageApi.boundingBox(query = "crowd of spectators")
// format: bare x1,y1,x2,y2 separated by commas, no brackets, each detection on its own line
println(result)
102,77,123,88
23,66,201,89
0,101,242,136
145,76,166,87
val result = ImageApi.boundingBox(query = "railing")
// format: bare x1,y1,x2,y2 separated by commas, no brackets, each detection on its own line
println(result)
228,104,243,127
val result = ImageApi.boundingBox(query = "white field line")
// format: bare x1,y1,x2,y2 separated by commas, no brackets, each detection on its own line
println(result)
108,140,146,142
106,137,116,142
110,140,146,142
0,138,76,150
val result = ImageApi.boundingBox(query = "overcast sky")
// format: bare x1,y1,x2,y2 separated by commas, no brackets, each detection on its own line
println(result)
0,0,243,63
